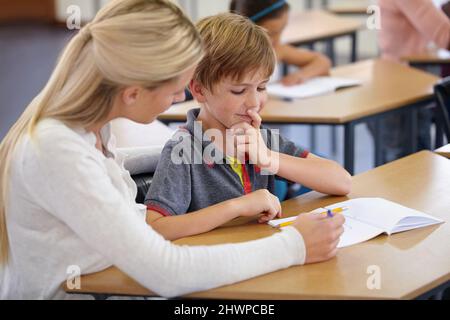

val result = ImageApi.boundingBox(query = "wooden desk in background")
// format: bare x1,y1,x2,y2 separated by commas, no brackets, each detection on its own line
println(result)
159,59,439,175
402,49,450,67
327,0,371,15
64,151,450,299
435,144,450,158
282,10,363,64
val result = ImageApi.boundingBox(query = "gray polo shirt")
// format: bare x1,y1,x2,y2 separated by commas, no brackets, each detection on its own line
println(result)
145,108,309,216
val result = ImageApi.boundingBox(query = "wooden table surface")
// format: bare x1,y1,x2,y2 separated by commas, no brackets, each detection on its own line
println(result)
64,151,450,299
282,10,363,46
402,49,450,65
158,59,439,125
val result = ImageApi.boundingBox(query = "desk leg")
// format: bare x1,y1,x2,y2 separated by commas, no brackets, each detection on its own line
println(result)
435,122,444,149
326,39,336,66
350,32,358,62
344,122,355,175
331,126,338,155
407,108,419,154
282,62,289,77
310,125,317,153
374,117,383,167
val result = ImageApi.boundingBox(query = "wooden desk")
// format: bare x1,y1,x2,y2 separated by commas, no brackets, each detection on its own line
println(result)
326,0,372,15
159,59,440,174
64,151,450,299
402,49,450,66
328,5,368,15
435,144,450,158
282,10,363,63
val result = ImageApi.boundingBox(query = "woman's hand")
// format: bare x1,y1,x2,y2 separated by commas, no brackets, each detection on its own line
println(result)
292,212,345,264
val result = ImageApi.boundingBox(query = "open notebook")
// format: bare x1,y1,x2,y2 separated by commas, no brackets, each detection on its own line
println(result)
267,76,362,100
269,198,444,248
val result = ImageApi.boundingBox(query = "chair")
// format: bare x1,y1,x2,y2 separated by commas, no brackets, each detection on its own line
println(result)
120,146,162,204
434,76,450,147
132,173,154,204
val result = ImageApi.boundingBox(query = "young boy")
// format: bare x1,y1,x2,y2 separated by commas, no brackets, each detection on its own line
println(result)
145,13,351,240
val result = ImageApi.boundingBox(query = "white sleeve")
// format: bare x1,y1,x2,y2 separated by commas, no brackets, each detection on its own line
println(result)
23,126,306,298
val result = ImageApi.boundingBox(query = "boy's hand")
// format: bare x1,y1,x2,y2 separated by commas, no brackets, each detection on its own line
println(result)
230,109,272,168
236,189,281,222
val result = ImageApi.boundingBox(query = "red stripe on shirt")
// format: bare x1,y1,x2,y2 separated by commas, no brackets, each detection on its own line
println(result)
146,204,172,217
299,150,309,158
241,164,252,194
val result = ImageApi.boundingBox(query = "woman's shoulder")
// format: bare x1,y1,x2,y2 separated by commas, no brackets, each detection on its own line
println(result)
15,118,99,168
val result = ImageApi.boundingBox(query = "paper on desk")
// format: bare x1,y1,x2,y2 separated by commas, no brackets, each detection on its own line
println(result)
269,198,443,248
269,213,383,248
267,77,362,99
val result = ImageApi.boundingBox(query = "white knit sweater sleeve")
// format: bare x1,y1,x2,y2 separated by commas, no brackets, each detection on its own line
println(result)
23,124,306,298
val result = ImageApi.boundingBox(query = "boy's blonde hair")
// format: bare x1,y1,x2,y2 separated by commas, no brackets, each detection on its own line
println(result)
194,13,275,91
0,0,203,265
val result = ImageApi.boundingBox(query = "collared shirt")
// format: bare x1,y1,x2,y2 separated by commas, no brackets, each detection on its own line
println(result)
145,108,309,216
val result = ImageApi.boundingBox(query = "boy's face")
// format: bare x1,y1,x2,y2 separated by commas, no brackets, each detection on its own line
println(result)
192,70,270,129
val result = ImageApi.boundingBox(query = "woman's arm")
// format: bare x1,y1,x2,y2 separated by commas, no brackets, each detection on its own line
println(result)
147,189,281,241
277,45,331,85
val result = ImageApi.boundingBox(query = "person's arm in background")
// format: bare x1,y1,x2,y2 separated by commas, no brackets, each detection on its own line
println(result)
398,0,450,49
276,44,332,86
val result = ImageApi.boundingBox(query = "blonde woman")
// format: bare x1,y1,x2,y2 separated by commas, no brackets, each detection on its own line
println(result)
0,0,345,299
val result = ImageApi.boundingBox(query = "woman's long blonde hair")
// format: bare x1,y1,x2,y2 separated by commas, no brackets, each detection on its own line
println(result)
0,0,203,265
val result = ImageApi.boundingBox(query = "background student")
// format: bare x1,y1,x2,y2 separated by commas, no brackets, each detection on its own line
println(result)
230,0,331,86
373,0,450,162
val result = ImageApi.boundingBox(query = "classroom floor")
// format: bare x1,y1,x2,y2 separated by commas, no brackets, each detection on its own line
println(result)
0,23,376,174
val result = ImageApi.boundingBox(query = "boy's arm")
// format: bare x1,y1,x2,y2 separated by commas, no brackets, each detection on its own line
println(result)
147,189,282,241
232,112,351,197
259,127,351,196
146,200,239,241
266,151,351,196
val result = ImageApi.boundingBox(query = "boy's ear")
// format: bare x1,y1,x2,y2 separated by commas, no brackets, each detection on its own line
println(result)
189,79,207,103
